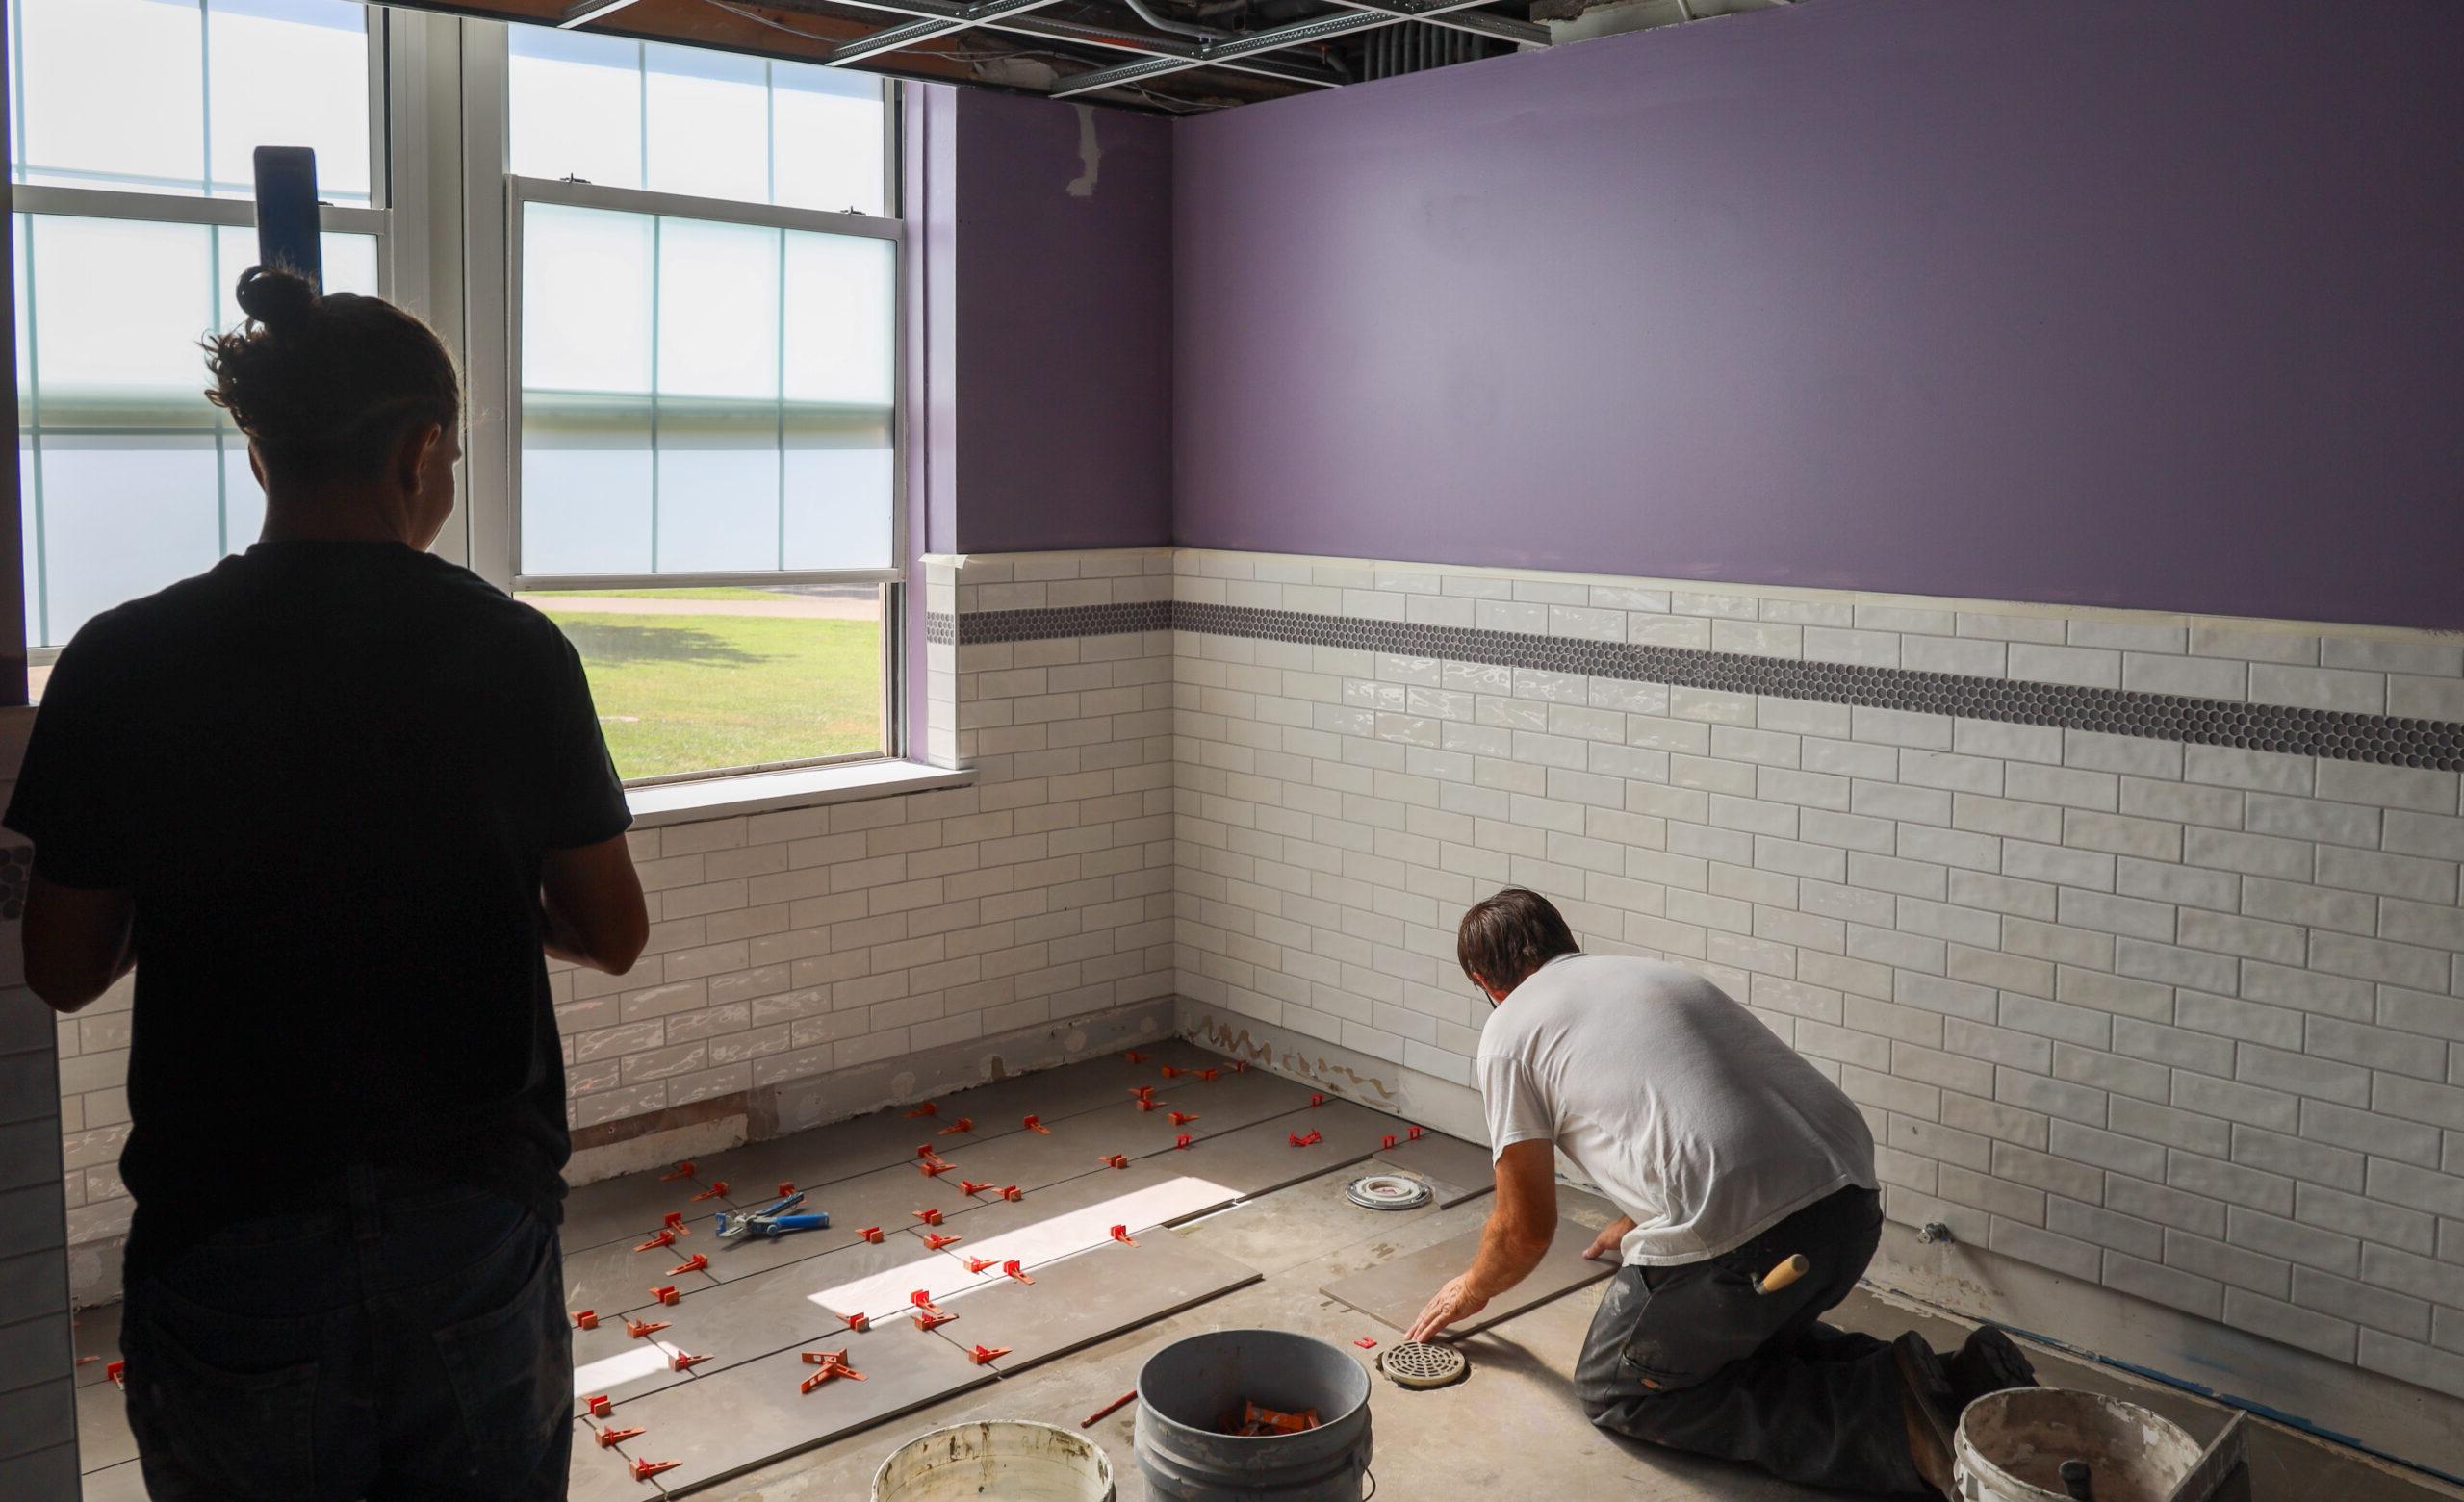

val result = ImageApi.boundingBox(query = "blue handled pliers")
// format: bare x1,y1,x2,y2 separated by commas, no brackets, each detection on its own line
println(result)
713,1190,831,1242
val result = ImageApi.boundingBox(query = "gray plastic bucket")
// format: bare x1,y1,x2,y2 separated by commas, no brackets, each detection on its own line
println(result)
1953,1387,2201,1502
872,1420,1116,1502
1135,1329,1373,1500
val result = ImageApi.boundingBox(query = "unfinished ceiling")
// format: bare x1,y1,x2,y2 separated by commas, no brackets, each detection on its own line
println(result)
401,0,1791,115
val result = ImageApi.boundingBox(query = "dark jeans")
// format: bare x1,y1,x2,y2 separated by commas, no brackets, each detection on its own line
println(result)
121,1168,571,1502
1576,1184,1927,1495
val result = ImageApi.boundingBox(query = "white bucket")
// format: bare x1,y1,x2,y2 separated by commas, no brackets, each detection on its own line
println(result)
872,1420,1117,1502
1953,1387,2202,1502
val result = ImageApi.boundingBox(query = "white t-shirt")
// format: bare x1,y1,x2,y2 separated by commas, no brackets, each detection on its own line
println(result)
1477,953,1876,1267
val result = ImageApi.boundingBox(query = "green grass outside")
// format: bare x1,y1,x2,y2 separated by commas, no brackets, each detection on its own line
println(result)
526,602,883,781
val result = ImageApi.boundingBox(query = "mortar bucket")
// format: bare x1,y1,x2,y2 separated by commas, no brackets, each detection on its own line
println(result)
1135,1329,1373,1500
872,1420,1116,1502
1953,1387,2201,1502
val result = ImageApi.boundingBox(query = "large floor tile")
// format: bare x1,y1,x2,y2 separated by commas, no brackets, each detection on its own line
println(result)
570,1316,706,1416
71,1304,120,1389
1320,1208,1618,1337
1374,1129,1497,1207
1176,1157,1450,1277
928,1235,1262,1373
74,1380,134,1471
565,1235,723,1321
1147,1097,1398,1198
562,1170,736,1256
656,1229,969,1356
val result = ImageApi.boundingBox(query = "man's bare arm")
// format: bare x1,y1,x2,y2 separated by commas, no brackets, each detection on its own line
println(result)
23,872,136,1014
541,833,648,975
1405,1139,1558,1341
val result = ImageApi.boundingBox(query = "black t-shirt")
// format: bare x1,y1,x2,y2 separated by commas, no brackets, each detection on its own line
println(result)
4,540,629,1275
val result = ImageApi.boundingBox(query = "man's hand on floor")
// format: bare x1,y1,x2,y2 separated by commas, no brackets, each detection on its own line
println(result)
1406,1272,1491,1342
1582,1215,1637,1260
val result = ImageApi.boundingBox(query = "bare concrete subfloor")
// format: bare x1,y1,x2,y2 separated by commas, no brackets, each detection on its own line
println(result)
71,1040,2464,1502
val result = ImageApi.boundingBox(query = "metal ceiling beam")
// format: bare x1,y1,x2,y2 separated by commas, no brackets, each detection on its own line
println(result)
558,0,650,26
1050,0,1499,97
1323,0,1547,47
753,0,1345,89
823,0,1066,64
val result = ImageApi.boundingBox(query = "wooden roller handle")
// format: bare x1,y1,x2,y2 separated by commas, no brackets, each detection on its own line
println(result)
1756,1253,1810,1295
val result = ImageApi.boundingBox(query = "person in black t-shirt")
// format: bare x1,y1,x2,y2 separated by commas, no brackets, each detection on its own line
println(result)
7,266,648,1501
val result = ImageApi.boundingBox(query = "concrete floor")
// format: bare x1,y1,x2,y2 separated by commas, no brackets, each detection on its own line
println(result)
69,1043,2464,1502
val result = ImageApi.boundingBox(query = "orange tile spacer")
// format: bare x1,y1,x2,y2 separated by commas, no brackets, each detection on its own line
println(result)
689,1181,728,1202
631,1458,680,1482
843,1311,871,1333
1381,1134,1397,1151
1289,1129,1322,1148
860,1226,885,1243
1022,1115,1050,1133
651,1286,680,1306
969,1344,1011,1365
1309,1093,1324,1107
1174,1133,1192,1150
1002,1260,1033,1284
1408,1126,1424,1140
799,1353,865,1392
1168,1111,1199,1126
913,1208,945,1226
595,1424,644,1448
923,1232,962,1251
1230,1060,1251,1073
573,1310,599,1331
1123,1050,1147,1064
1136,1098,1167,1113
635,1230,677,1252
583,1394,613,1418
1195,1067,1219,1082
960,1180,996,1197
1160,1064,1182,1079
937,1117,975,1135
778,1181,797,1197
106,1360,125,1388
913,1310,957,1331
1129,1084,1156,1102
1099,1155,1129,1169
964,1256,996,1274
670,1351,711,1372
659,1161,695,1181
626,1318,669,1339
907,1102,938,1117
669,1253,709,1276
1109,1225,1138,1246
1353,1337,1378,1350
663,1211,692,1233
999,1185,1023,1201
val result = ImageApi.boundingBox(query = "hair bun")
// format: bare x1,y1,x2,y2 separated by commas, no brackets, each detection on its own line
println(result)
234,265,319,333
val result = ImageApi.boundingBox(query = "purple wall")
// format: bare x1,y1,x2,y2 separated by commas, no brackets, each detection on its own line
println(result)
948,90,1173,554
1171,0,2464,630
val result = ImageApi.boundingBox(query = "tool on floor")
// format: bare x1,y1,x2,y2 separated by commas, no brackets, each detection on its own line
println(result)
1377,1341,1469,1390
1023,1114,1051,1133
970,1344,1012,1365
689,1181,728,1201
1752,1253,1809,1295
1345,1173,1432,1210
668,1252,709,1274
1082,1390,1138,1429
595,1424,643,1448
659,1161,695,1181
573,1310,599,1330
626,1318,669,1339
584,1394,614,1418
631,1457,680,1482
713,1189,831,1243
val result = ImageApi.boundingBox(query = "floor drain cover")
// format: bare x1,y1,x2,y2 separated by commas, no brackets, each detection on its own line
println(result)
1344,1173,1433,1210
1378,1341,1469,1390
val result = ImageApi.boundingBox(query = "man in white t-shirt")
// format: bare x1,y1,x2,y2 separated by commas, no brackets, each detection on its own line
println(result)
1407,888,2035,1497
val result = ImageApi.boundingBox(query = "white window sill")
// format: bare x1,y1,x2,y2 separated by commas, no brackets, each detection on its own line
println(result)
624,759,973,830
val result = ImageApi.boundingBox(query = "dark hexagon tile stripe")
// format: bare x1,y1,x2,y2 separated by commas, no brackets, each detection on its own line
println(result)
944,601,2464,770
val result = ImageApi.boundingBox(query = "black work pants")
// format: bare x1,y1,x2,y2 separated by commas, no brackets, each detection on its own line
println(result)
1575,1184,1929,1495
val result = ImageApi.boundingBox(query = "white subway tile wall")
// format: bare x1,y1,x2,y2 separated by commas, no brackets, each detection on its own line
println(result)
1168,548,2464,1401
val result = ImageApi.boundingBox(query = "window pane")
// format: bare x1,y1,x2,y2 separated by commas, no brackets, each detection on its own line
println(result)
517,203,893,577
508,27,645,191
506,23,885,215
17,215,379,651
13,0,372,202
515,585,885,781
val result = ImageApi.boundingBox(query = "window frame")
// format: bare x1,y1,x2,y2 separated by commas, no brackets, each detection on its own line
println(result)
9,1,405,668
460,19,909,784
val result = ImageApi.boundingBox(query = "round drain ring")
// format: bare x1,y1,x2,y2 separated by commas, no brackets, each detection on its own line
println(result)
1344,1173,1433,1211
1377,1341,1469,1390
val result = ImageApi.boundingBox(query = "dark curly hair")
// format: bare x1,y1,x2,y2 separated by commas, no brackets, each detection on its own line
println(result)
203,266,460,483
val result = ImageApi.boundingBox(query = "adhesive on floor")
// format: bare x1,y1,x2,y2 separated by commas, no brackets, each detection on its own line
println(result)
1319,1201,1620,1337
